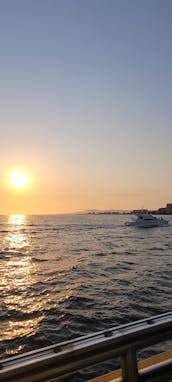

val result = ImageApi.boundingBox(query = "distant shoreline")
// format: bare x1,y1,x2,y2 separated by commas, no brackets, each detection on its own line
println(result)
81,203,172,215
1,203,172,216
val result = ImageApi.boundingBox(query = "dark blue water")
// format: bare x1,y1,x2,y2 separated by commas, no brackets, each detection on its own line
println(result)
0,214,171,380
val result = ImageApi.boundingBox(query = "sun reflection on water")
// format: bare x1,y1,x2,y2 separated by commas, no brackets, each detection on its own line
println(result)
6,214,29,251
8,214,26,225
0,215,44,347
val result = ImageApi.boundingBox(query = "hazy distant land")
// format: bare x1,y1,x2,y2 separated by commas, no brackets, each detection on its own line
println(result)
81,203,172,215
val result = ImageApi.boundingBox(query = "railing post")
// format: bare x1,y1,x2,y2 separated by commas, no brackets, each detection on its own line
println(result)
121,348,139,382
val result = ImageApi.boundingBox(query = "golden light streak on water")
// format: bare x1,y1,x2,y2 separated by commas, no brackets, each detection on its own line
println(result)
0,316,43,341
6,214,29,251
0,215,45,343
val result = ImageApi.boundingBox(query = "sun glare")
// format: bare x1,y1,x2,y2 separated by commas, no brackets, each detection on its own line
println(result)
10,172,29,189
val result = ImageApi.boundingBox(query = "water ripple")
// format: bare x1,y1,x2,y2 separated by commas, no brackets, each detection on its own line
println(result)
0,214,171,381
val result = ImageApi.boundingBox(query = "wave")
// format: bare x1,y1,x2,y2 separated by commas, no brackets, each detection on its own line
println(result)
0,214,171,380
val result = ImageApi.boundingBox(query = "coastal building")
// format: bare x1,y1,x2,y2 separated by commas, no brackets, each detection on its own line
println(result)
166,203,172,213
132,203,172,215
157,203,172,214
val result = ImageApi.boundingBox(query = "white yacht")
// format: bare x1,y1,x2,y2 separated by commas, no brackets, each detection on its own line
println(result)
127,212,169,228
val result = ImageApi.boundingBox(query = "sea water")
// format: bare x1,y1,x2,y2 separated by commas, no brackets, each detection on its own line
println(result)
0,214,171,380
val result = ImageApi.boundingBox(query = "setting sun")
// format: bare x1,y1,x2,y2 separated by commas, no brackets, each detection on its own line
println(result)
10,172,29,189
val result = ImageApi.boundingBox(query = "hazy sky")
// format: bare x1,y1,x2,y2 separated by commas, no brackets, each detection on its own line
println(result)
1,0,171,214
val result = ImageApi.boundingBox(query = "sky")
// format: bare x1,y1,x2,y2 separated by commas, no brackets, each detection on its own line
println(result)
0,0,172,214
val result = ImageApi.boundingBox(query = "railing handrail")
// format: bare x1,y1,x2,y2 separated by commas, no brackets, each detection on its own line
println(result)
0,310,172,382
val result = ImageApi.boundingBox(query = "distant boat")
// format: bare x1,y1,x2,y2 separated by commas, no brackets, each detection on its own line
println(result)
126,212,169,228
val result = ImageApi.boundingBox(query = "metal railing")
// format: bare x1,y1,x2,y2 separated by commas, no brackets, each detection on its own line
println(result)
0,311,172,382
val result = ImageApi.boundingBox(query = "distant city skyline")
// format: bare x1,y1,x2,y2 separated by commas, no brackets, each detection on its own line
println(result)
1,0,172,214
